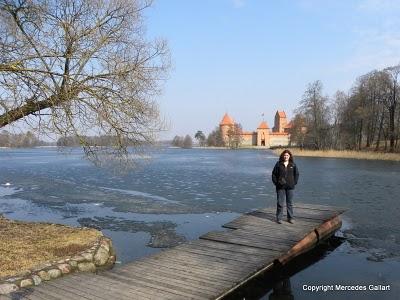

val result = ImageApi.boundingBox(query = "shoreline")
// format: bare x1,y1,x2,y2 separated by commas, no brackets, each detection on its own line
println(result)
188,146,400,161
272,148,400,161
2,145,399,161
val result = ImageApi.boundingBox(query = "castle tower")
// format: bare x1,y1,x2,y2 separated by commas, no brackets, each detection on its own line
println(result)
273,111,287,133
219,113,234,143
257,121,270,147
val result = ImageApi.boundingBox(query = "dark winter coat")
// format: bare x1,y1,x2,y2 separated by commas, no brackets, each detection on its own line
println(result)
272,161,299,190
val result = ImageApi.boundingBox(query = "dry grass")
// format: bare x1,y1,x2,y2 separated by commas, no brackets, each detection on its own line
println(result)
272,148,400,161
0,216,102,279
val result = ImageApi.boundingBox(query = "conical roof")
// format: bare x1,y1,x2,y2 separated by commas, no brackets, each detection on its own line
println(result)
257,121,269,129
220,113,234,125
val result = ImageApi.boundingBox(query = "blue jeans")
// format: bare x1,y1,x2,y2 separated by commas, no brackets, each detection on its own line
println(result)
276,188,294,221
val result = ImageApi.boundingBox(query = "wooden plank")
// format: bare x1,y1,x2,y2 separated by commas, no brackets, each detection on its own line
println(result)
114,266,221,295
226,217,315,229
145,256,250,282
45,279,115,300
174,244,268,265
157,249,258,276
56,275,134,300
64,273,164,300
151,249,255,274
19,287,70,300
229,229,301,246
224,225,306,241
141,253,244,279
222,230,295,248
32,281,94,300
259,208,336,221
116,261,230,291
119,259,236,286
177,243,274,263
176,243,270,261
226,221,318,235
5,290,48,300
100,271,208,300
200,231,290,252
186,239,277,257
250,209,333,222
224,214,320,229
44,277,109,300
121,257,243,283
294,202,347,213
231,214,279,225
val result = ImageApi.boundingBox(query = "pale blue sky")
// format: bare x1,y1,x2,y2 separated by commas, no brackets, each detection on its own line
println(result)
144,0,400,139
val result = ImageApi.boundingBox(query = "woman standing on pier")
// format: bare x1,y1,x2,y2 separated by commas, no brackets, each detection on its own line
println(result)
272,149,299,224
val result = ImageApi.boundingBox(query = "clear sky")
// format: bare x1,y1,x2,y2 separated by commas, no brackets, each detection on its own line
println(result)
144,0,400,140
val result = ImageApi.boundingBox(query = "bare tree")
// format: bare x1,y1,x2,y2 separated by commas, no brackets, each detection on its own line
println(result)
383,65,400,152
171,135,183,147
298,80,330,149
227,123,243,149
289,113,308,149
182,134,192,149
330,90,348,149
207,127,224,147
0,0,170,165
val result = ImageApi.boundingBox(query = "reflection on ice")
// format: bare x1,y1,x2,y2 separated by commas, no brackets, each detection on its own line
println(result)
99,186,180,204
0,186,20,197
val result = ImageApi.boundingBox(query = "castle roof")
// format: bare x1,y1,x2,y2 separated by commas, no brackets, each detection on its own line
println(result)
277,111,286,118
220,113,234,126
257,121,269,129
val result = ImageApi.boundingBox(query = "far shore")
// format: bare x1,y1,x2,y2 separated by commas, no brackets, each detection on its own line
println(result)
3,145,399,161
272,148,400,161
190,146,400,161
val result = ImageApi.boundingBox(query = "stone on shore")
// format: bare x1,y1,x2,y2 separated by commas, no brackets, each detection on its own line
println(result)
38,271,51,281
19,279,33,288
31,275,42,286
47,269,62,279
58,264,72,274
0,283,18,294
94,246,109,266
77,262,96,272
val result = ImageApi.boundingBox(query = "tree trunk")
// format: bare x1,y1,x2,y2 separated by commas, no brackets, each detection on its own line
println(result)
358,120,363,150
389,104,396,152
375,110,384,151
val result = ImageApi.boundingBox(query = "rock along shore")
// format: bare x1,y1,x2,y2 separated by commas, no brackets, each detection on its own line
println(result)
0,235,116,295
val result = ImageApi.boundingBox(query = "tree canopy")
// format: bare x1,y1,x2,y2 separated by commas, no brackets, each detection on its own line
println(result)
291,65,400,152
0,0,169,164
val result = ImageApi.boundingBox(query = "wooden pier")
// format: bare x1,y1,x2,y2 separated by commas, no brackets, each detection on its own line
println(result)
4,203,346,300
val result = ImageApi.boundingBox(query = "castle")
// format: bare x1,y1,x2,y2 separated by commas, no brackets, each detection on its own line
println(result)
219,111,292,147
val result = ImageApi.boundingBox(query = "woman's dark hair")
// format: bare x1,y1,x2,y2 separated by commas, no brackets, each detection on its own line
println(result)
279,149,294,163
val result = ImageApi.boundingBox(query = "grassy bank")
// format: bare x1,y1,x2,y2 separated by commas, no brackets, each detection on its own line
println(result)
0,216,102,279
272,148,400,161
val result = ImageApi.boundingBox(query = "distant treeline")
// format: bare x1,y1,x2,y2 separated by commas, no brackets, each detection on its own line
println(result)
56,135,153,147
171,135,193,148
0,130,52,148
290,64,400,152
57,135,114,147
